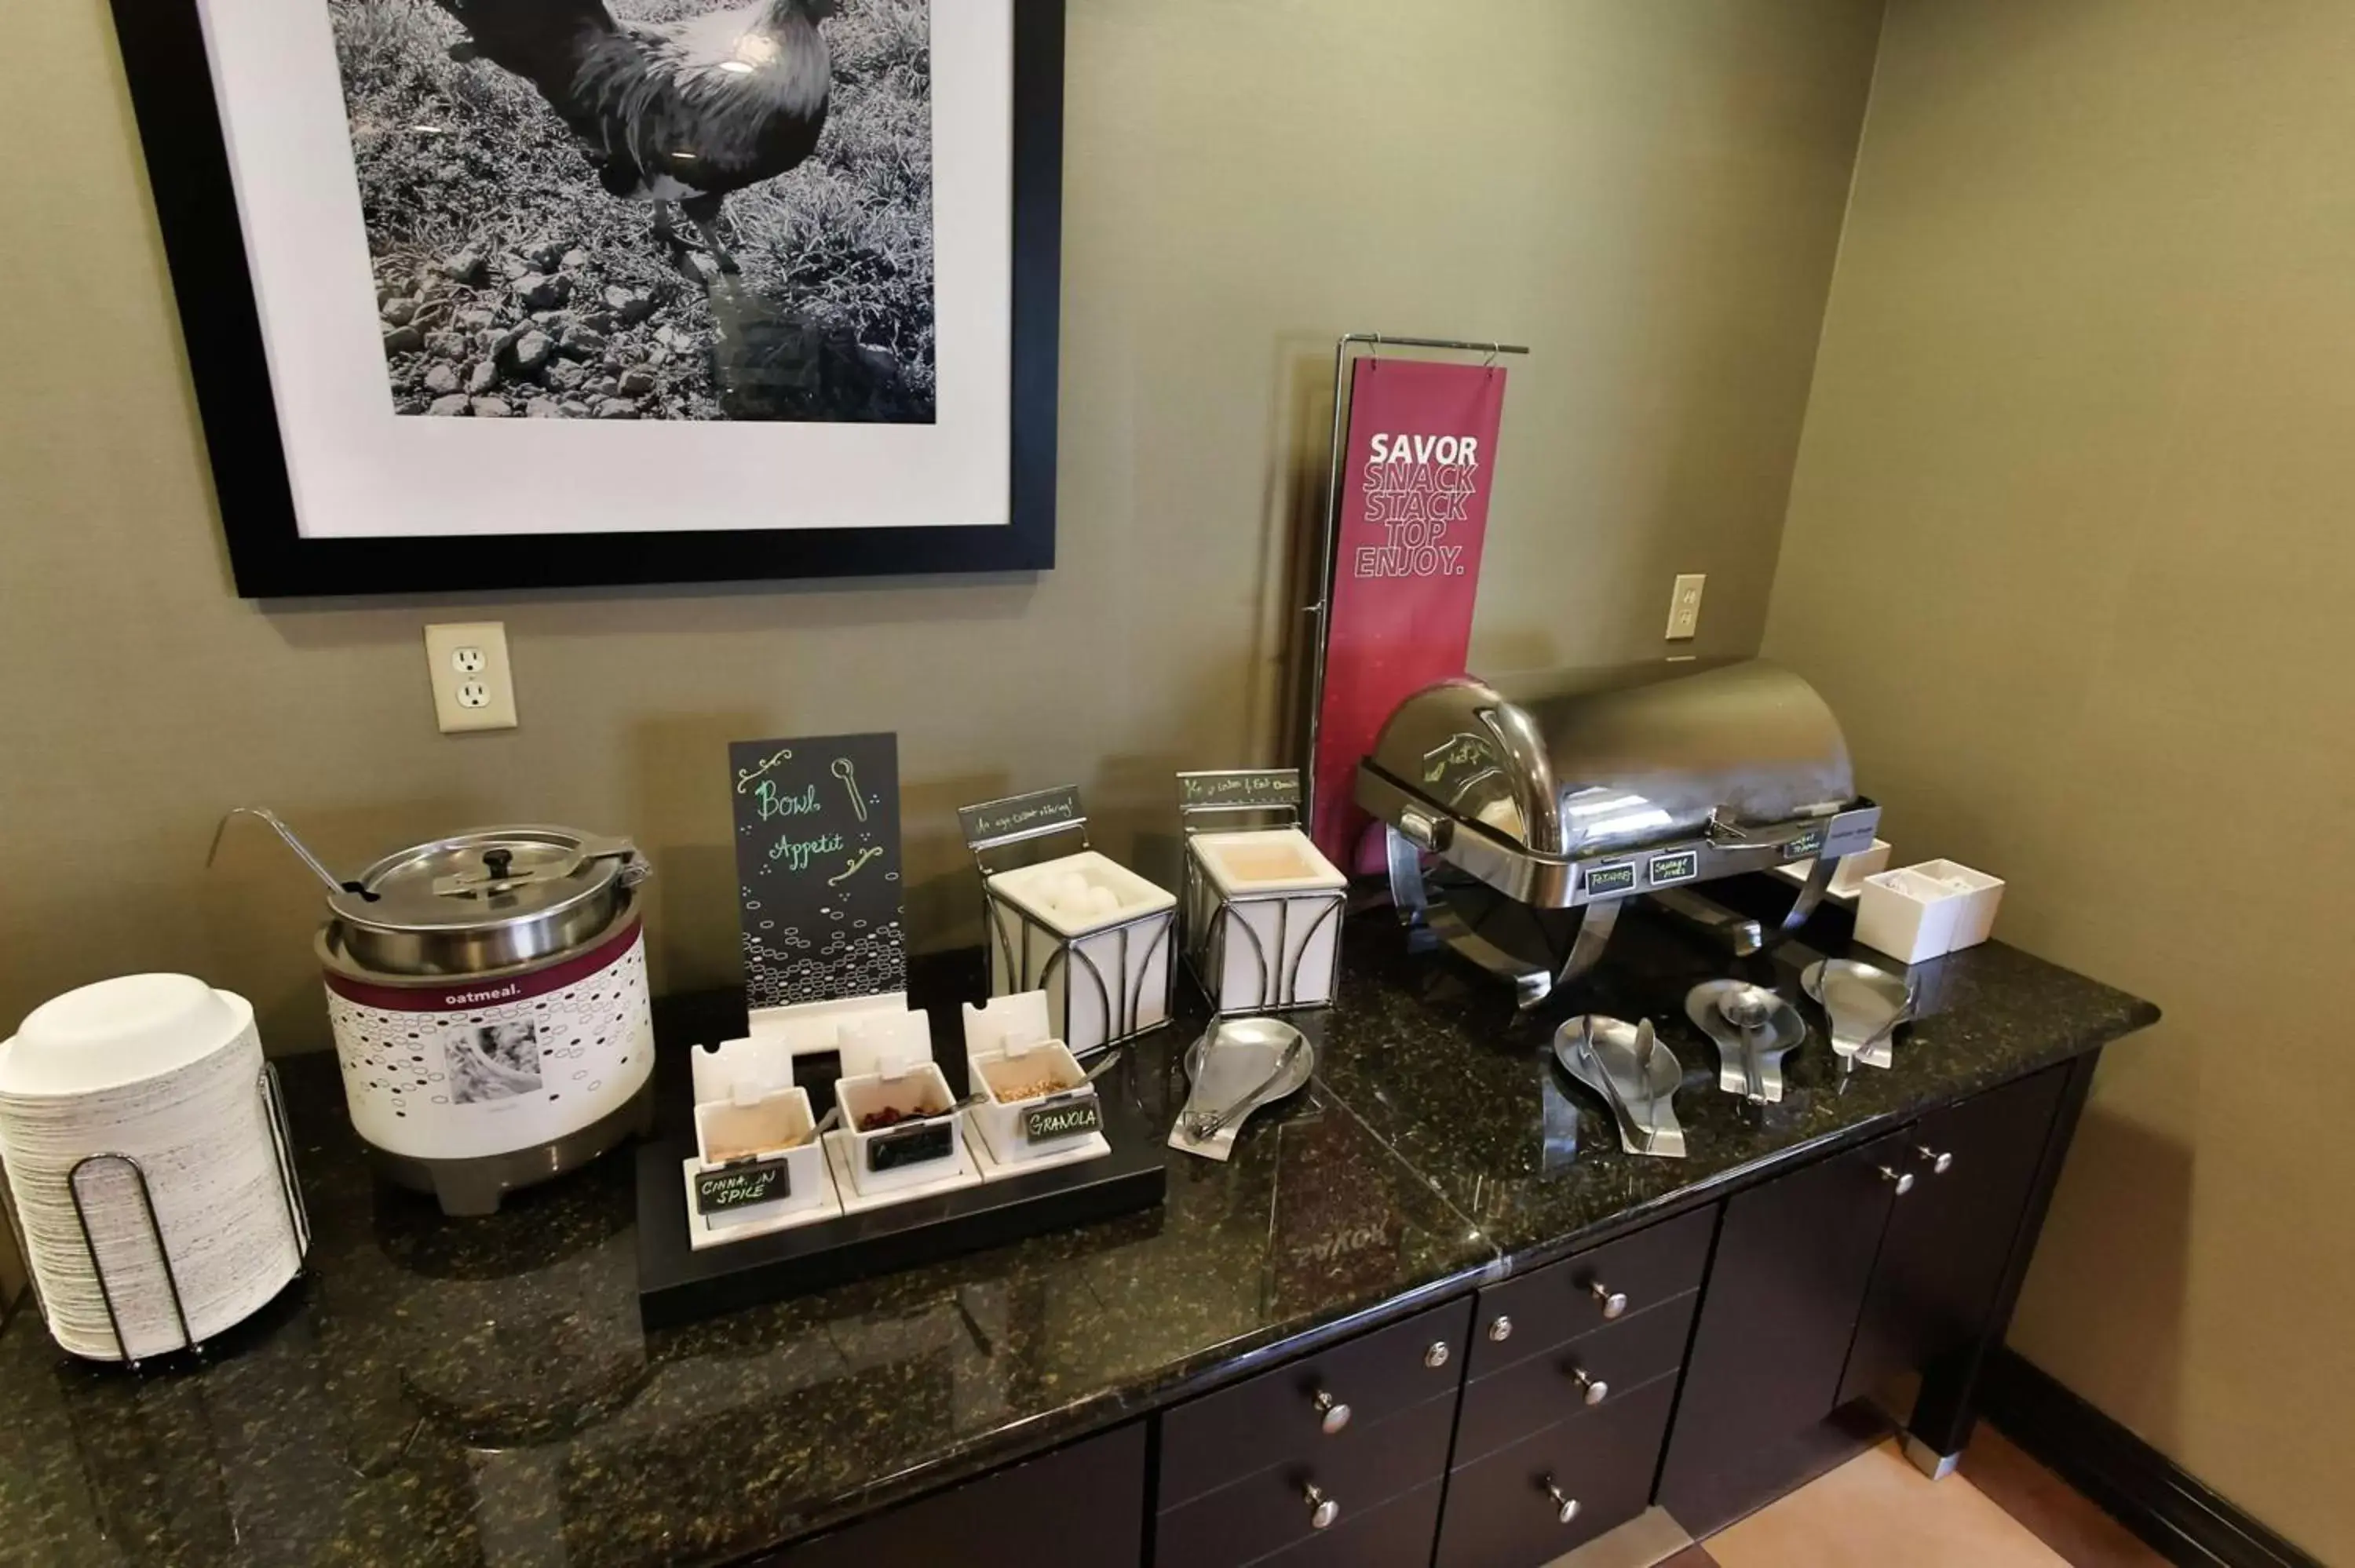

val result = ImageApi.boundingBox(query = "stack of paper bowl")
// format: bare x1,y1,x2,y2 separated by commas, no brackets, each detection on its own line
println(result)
0,975,307,1362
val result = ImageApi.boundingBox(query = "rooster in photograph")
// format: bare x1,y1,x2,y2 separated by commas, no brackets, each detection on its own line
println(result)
431,0,840,273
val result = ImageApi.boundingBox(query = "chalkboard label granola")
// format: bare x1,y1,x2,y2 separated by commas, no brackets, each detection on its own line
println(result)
1024,1096,1103,1144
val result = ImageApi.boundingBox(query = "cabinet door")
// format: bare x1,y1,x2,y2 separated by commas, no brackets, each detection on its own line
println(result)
1655,1132,1911,1537
1838,1067,2069,1409
766,1423,1145,1567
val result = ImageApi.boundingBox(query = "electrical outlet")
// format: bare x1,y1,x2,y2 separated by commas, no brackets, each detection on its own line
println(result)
424,622,518,733
1666,574,1707,640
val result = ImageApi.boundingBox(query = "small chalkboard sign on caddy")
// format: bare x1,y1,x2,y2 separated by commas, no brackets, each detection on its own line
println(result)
633,738,1168,1331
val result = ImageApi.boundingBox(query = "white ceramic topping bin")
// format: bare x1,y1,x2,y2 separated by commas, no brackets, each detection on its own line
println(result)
1181,828,1347,1014
1912,859,2006,950
984,851,1177,1056
827,1010,977,1201
1854,859,2006,964
681,1035,838,1250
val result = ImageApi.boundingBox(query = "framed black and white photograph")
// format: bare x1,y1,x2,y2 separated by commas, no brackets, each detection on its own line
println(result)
109,0,1063,594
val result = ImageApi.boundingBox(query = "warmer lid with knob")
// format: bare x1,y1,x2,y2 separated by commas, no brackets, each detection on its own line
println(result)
330,827,648,976
211,811,652,979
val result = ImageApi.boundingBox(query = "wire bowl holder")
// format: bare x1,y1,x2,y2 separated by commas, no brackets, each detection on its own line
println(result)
958,787,1176,1057
1178,770,1347,1016
2,1063,312,1370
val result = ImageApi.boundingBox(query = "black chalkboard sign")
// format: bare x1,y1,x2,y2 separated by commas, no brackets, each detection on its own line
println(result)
1024,1095,1103,1144
695,1158,791,1216
732,735,906,1011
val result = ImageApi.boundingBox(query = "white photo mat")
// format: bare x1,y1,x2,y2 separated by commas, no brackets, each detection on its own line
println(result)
192,0,1015,540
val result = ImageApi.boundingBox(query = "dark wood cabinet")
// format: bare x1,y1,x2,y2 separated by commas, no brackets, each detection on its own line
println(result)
1657,1063,2084,1536
769,1059,2097,1568
1838,1067,2068,1412
1435,1374,1680,1568
1154,1394,1456,1568
1654,1129,1911,1535
1158,1296,1472,1511
1455,1290,1698,1467
764,1422,1145,1567
1250,1481,1445,1568
1466,1208,1714,1380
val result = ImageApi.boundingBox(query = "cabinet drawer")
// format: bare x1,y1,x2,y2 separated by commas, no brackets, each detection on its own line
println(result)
766,1423,1144,1567
1249,1479,1443,1568
1159,1295,1472,1508
1437,1374,1678,1568
1155,1394,1455,1568
1468,1208,1714,1378
1455,1290,1698,1465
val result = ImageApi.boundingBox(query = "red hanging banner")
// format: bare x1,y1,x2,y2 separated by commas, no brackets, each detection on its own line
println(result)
1310,357,1508,866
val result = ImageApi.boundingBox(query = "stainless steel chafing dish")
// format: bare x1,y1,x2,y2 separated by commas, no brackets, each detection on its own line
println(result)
1356,659,1880,1006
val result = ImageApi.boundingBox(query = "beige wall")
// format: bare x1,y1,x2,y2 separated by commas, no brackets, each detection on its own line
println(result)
1765,1,2355,1557
0,0,1882,1053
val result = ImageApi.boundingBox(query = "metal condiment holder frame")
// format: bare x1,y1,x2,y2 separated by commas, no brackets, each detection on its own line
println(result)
10,1063,312,1370
1178,770,1346,1016
958,787,1174,1058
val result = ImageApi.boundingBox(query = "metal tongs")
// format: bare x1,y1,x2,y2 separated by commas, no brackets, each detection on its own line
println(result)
1554,1016,1686,1158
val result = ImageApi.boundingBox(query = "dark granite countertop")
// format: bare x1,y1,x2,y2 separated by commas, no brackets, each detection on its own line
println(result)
0,900,2156,1567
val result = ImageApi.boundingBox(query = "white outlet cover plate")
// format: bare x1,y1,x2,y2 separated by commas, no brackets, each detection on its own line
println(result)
423,622,518,733
1667,574,1707,640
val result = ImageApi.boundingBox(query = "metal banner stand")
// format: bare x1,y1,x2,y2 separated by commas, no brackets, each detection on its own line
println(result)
1295,331,1533,823
41,1063,312,1370
1178,769,1345,1016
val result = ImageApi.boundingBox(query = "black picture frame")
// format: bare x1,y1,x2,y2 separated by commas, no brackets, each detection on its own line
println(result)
106,0,1064,597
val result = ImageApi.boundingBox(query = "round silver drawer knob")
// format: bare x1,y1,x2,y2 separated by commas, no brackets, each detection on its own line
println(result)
1541,1475,1581,1526
1590,1282,1628,1319
1570,1366,1608,1406
1424,1341,1451,1369
1879,1165,1916,1195
1312,1390,1352,1435
1304,1482,1340,1530
1917,1145,1955,1175
1488,1315,1513,1343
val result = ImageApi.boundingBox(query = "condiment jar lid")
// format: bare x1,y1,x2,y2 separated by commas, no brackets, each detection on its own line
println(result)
329,826,648,977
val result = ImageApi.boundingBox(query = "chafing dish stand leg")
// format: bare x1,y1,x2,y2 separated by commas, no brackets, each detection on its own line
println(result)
1385,828,1622,1012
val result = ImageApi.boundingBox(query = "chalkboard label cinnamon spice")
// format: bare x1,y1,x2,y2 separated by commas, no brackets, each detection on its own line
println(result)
695,1158,791,1216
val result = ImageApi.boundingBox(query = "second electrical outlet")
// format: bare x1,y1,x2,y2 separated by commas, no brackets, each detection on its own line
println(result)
424,622,519,733
1666,574,1707,640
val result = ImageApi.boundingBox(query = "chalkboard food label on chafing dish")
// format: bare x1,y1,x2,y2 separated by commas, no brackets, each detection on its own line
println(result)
1024,1094,1103,1144
694,1157,791,1216
1646,850,1700,888
1781,831,1826,862
867,1120,956,1173
1584,862,1639,898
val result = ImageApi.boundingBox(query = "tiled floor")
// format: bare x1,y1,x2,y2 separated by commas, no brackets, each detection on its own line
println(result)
1656,1427,2167,1568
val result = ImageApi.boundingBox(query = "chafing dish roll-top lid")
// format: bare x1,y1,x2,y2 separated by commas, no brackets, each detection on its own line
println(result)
1361,659,1857,862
